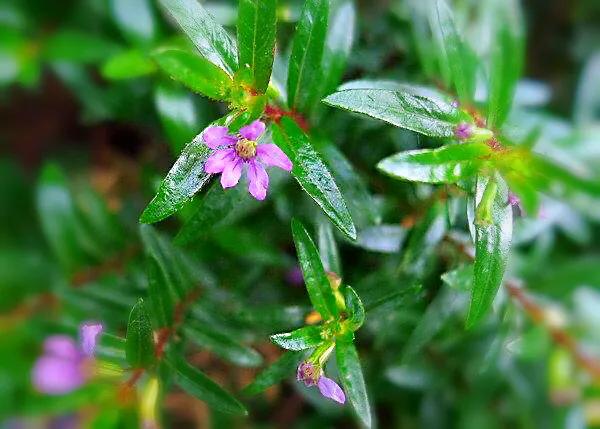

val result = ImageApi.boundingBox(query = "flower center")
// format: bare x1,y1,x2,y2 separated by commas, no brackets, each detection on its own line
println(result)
235,139,257,160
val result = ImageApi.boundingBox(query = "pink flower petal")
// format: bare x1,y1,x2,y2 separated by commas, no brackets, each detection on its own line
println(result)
202,126,237,149
256,144,292,171
32,356,85,395
43,336,80,361
80,322,103,357
220,157,243,188
239,120,266,141
205,149,236,174
317,376,346,404
247,160,269,200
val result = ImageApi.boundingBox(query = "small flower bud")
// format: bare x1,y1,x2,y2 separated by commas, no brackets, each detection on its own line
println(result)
454,122,472,140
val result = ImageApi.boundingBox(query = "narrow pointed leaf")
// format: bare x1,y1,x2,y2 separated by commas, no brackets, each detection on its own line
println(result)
291,218,340,320
158,0,238,74
467,175,513,328
323,89,460,138
287,0,329,113
168,354,247,415
336,339,371,428
318,221,342,276
487,0,524,128
126,298,156,368
273,118,356,240
344,286,365,331
377,142,491,184
237,0,277,93
270,326,324,351
153,49,233,100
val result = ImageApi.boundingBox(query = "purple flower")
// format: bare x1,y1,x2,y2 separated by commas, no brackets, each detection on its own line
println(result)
317,376,346,404
203,120,292,200
508,192,520,207
32,322,103,395
296,362,346,404
286,265,304,287
297,361,320,387
454,122,472,140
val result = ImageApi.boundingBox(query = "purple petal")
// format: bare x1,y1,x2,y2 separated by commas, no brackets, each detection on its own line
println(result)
220,157,243,188
256,144,292,171
239,120,266,141
202,126,237,149
204,149,236,174
80,322,103,357
247,160,269,200
317,376,346,404
43,336,80,361
32,356,85,395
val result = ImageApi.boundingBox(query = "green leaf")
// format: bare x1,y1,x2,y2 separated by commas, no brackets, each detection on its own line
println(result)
287,0,329,113
273,118,356,240
317,221,342,276
154,83,200,155
467,175,513,328
318,140,380,229
344,286,365,331
126,298,156,369
323,89,460,138
487,0,524,129
158,0,238,74
140,114,235,224
153,49,233,100
237,0,277,93
336,339,371,428
168,354,247,415
101,49,156,80
109,0,157,47
431,0,477,102
243,351,306,395
320,0,356,95
43,30,120,64
291,218,340,320
270,326,324,351
185,323,263,367
377,143,491,184
146,257,174,327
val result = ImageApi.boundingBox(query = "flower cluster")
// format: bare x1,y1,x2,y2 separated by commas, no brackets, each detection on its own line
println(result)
203,120,292,200
296,361,346,404
32,322,103,395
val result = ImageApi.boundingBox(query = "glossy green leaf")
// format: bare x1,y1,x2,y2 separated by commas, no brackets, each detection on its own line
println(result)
168,354,247,415
377,142,491,184
320,0,356,95
158,0,238,74
237,0,277,93
318,140,380,229
287,0,329,113
344,286,365,331
273,118,356,240
317,221,342,276
110,0,157,47
101,49,156,80
270,325,324,351
431,0,477,102
336,339,371,428
154,83,200,155
140,115,234,224
291,218,340,320
467,175,513,328
153,49,233,100
323,89,460,138
126,298,156,368
487,0,524,129
243,351,306,395
185,323,263,367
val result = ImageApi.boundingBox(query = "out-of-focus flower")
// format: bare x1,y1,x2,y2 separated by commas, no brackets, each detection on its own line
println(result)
32,322,103,395
454,122,473,140
203,120,292,200
285,265,304,286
